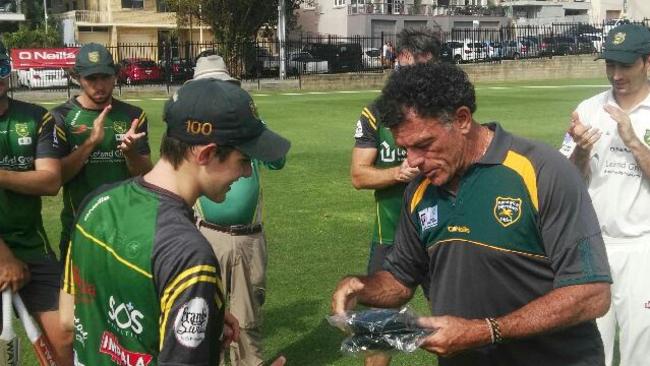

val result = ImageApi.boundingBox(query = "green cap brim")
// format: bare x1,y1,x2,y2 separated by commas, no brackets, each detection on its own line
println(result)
77,64,116,77
236,128,291,162
596,50,641,64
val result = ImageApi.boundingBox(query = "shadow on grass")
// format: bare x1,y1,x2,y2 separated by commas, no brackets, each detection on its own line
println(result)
265,299,349,365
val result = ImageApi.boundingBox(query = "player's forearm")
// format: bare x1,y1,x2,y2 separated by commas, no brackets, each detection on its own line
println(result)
356,271,414,309
351,165,400,190
61,141,97,183
0,169,60,196
569,149,591,182
124,152,152,177
497,283,610,340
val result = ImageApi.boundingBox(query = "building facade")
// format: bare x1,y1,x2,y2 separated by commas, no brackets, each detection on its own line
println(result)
50,0,213,52
296,0,508,38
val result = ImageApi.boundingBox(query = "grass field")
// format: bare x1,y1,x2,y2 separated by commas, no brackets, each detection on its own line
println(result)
18,77,613,365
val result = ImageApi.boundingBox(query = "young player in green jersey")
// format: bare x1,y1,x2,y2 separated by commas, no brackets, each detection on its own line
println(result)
350,28,440,366
51,43,153,261
60,79,290,366
0,42,72,365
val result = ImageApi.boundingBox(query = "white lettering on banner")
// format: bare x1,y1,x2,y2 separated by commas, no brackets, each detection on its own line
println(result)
107,296,144,336
17,51,76,61
174,297,209,348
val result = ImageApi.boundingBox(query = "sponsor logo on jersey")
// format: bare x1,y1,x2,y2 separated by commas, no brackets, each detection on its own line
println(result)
99,331,152,366
71,125,89,134
74,317,89,347
0,155,34,170
354,120,363,138
72,265,96,303
83,195,110,222
644,130,650,146
107,296,144,336
174,297,209,348
379,142,405,163
447,225,471,234
418,206,438,232
494,197,522,227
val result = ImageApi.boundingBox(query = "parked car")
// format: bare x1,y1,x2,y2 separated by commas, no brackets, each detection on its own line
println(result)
440,40,485,63
285,51,328,75
302,42,362,72
484,41,503,59
501,39,538,59
118,58,162,85
159,57,194,83
17,68,68,89
362,47,382,69
578,33,605,52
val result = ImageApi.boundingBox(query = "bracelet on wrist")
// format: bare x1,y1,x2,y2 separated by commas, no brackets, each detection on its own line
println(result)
486,317,503,344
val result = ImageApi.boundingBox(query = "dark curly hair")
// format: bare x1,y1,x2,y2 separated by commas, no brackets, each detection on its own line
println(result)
376,63,476,128
396,28,441,62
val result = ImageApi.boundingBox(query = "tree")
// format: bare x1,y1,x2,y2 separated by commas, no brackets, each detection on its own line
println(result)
2,24,62,48
165,0,303,76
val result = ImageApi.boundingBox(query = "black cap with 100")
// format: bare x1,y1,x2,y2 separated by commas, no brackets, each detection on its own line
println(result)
164,78,291,162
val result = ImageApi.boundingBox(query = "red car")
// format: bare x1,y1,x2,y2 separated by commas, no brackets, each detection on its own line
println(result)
118,58,162,85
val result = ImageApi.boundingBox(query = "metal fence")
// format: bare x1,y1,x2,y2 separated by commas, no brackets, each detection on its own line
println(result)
9,19,650,93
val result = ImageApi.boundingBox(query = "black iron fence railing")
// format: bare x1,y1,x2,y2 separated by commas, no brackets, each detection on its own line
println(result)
8,20,650,92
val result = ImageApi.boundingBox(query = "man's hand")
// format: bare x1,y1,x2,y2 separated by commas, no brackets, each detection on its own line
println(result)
394,160,420,183
222,310,240,349
417,316,491,358
604,104,641,149
118,118,147,154
331,276,365,315
568,111,601,155
0,250,30,292
87,105,111,146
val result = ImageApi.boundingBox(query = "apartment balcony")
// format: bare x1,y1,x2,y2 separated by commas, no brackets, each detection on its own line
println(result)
52,9,176,27
348,3,440,16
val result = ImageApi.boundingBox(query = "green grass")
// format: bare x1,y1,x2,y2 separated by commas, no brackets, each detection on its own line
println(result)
19,77,613,365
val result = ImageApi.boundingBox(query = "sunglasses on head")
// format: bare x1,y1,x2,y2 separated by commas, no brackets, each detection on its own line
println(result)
0,59,11,79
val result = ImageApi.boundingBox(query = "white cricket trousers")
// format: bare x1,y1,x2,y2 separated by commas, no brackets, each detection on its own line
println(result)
597,238,650,366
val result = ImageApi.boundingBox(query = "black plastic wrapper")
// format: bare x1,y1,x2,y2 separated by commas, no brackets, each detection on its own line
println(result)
328,306,435,354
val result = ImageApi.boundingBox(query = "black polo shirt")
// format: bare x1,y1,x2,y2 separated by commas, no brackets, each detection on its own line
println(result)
384,123,611,366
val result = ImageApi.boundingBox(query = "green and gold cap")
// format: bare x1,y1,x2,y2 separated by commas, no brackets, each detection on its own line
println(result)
598,24,650,64
74,43,116,77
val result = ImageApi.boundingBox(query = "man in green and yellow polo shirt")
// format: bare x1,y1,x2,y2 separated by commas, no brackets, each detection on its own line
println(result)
0,42,72,365
51,43,152,261
333,63,612,366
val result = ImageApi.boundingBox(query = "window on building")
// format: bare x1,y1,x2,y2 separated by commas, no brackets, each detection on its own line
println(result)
157,0,170,12
122,0,144,9
334,0,345,6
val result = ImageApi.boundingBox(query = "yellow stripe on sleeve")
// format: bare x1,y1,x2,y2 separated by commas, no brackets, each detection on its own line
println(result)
160,265,216,311
409,179,431,214
502,150,539,211
62,240,75,295
55,125,67,143
362,108,377,130
137,112,147,129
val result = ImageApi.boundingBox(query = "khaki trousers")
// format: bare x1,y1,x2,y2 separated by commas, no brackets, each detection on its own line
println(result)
198,225,267,366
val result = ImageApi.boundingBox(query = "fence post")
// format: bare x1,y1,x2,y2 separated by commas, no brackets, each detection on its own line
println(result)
116,42,122,97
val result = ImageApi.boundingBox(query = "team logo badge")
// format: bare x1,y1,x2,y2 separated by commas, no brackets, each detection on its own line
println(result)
15,123,32,145
612,32,626,45
494,197,522,227
88,51,100,63
644,129,650,146
113,120,128,142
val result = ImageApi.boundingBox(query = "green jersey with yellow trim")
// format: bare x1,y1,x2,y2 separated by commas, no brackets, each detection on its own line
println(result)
52,97,151,244
385,123,611,366
354,104,407,245
63,177,225,366
0,99,61,261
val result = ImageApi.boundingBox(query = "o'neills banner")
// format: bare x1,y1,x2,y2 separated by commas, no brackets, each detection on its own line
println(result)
10,48,80,69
